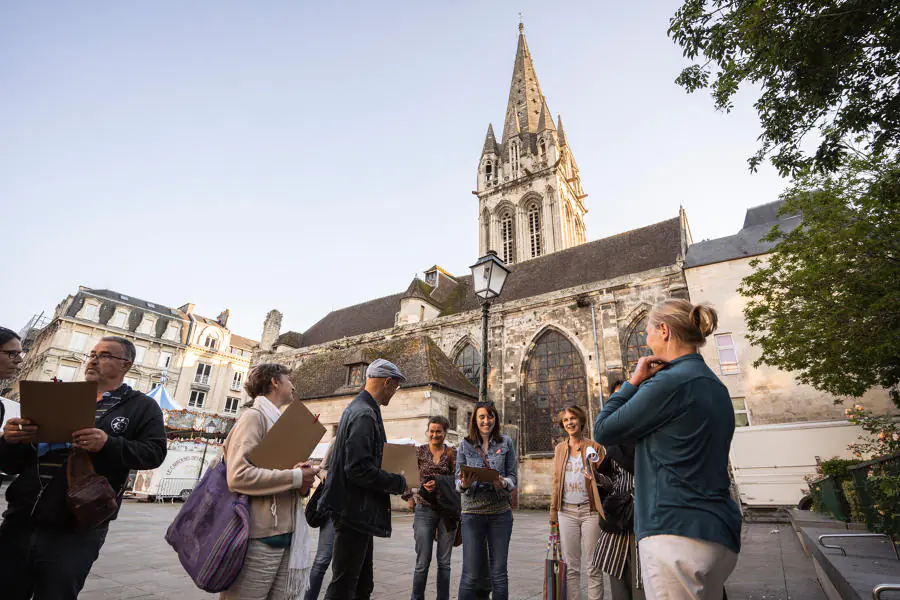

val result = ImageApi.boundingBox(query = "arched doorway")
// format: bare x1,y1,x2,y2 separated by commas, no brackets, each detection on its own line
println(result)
523,329,588,454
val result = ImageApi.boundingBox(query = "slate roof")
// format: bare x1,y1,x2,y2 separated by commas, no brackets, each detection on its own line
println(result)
685,200,802,268
299,216,683,347
291,336,478,401
77,288,182,318
229,334,258,349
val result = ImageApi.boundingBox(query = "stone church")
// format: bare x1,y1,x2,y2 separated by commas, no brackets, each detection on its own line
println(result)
254,25,691,506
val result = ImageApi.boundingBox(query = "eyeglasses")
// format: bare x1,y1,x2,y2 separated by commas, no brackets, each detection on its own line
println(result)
83,352,129,363
0,350,23,360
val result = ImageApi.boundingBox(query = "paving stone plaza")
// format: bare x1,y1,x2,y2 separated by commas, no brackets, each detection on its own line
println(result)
69,502,825,600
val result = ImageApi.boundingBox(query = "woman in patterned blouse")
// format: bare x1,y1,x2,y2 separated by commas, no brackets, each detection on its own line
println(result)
402,415,457,600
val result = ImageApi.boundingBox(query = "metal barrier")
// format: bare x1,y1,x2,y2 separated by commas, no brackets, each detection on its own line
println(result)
154,477,197,502
873,583,900,599
818,533,899,560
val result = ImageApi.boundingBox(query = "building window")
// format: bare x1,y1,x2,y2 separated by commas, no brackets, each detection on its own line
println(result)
523,330,588,453
164,324,180,341
500,211,516,264
56,364,77,382
465,410,473,430
347,363,367,388
188,390,207,408
204,335,217,350
137,316,155,335
69,332,89,352
194,363,212,385
134,345,147,365
224,397,240,414
732,397,751,427
125,376,138,389
485,160,493,184
448,406,458,431
231,371,244,392
110,310,128,329
419,305,426,321
539,139,547,160
82,304,99,321
714,334,740,374
158,351,172,369
509,141,520,175
624,315,652,376
528,203,543,258
454,344,482,388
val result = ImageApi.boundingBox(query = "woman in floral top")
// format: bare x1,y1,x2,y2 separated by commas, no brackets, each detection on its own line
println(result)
402,415,457,600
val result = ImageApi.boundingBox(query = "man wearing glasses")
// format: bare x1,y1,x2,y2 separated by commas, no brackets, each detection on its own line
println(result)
0,336,167,600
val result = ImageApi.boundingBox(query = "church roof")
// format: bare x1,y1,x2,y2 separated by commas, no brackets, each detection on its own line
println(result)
291,336,478,401
501,24,548,144
402,279,439,305
684,200,802,268
299,216,683,347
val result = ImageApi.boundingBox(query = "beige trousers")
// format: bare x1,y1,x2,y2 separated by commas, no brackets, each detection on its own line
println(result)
638,535,738,600
558,504,604,600
220,540,291,600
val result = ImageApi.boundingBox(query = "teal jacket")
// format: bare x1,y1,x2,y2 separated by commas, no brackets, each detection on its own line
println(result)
593,354,741,553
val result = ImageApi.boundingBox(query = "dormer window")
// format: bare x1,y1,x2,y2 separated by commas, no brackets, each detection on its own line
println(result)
347,363,368,388
204,335,217,350
425,270,437,286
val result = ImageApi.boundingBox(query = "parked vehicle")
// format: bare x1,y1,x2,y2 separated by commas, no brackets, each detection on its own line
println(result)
129,441,223,502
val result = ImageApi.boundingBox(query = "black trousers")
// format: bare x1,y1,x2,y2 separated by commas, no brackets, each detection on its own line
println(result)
0,518,109,600
323,520,375,600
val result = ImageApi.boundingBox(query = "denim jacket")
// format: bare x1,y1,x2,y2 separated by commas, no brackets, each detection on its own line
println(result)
455,435,517,504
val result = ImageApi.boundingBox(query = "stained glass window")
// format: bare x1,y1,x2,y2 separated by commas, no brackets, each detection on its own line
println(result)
454,344,481,388
624,315,652,376
524,330,587,453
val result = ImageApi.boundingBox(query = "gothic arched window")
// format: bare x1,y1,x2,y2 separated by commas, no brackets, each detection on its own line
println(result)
510,141,520,175
500,210,516,264
624,314,652,376
454,344,481,388
481,210,490,251
539,139,547,160
523,330,588,454
527,203,543,258
485,160,494,184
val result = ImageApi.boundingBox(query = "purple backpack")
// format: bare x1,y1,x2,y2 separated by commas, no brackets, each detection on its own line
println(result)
165,460,250,592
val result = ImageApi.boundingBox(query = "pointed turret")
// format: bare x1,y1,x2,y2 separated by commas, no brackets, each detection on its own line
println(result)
481,124,500,156
557,114,567,146
537,96,555,133
501,22,547,144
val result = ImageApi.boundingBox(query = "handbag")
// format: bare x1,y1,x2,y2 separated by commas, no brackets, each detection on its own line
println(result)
599,491,634,535
543,526,567,600
165,460,250,592
305,480,328,528
66,449,119,530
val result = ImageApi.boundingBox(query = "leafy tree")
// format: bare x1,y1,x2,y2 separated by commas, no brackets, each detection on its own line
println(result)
738,157,900,406
669,1,900,176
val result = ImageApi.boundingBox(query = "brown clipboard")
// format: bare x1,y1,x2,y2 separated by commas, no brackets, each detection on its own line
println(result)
382,443,420,488
461,464,500,484
19,381,97,443
248,400,327,470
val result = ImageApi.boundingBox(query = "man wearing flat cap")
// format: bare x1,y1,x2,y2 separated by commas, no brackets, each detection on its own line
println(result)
320,358,410,599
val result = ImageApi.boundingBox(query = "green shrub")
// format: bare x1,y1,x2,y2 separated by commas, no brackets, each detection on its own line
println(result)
841,479,865,523
819,458,858,481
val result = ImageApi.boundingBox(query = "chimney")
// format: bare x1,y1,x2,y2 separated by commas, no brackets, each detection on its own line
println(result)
260,309,283,352
178,303,195,315
217,309,231,328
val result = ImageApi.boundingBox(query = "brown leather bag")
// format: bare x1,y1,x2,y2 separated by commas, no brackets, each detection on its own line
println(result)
66,449,119,530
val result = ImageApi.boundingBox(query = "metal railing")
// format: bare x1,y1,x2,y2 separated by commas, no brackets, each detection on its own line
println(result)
873,583,900,599
818,533,899,560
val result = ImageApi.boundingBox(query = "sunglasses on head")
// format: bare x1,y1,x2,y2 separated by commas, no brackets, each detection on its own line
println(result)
475,401,495,409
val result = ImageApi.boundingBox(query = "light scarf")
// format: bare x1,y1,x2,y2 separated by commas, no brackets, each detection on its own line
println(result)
256,396,311,599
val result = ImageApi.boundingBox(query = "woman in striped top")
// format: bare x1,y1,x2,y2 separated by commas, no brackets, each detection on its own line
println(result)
591,380,643,600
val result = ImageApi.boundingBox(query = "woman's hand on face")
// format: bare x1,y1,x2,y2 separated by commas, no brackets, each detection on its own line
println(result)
629,356,668,387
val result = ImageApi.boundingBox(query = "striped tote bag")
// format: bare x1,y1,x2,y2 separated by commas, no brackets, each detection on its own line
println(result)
544,529,567,600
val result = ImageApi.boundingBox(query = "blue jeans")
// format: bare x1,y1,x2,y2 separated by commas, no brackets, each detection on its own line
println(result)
411,505,456,600
304,518,336,600
458,511,514,600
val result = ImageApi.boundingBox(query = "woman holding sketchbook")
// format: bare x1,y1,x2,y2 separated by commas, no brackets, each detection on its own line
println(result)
220,363,318,599
455,401,518,600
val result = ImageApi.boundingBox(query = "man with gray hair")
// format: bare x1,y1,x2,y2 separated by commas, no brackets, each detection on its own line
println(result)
0,336,167,599
319,358,410,599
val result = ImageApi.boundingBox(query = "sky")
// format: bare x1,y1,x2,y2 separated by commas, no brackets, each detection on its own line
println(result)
0,1,790,340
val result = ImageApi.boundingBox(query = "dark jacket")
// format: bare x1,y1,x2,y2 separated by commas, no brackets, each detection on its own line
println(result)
419,474,461,533
318,390,405,538
593,353,742,554
0,383,167,528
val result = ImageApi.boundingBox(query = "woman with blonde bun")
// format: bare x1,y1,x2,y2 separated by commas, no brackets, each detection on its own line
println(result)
593,299,741,600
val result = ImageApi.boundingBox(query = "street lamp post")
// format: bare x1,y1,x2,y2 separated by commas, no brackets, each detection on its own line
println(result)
469,251,511,403
196,422,217,483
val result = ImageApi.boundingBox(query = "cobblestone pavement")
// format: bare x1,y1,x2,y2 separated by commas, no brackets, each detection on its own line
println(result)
63,502,824,600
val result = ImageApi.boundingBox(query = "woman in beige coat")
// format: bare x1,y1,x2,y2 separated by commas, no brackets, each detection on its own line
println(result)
549,405,606,600
221,363,318,600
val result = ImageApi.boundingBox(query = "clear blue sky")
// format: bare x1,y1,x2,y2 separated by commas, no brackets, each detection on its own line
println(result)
0,1,788,340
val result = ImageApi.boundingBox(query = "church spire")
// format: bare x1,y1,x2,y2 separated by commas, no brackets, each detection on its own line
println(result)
557,114,568,146
481,123,500,156
537,96,555,133
501,22,546,144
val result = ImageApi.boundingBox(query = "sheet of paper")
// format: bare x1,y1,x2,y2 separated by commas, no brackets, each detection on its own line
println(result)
461,464,501,484
382,443,420,488
19,381,97,443
248,400,327,470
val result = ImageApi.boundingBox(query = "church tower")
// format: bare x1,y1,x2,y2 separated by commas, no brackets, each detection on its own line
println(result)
476,23,588,265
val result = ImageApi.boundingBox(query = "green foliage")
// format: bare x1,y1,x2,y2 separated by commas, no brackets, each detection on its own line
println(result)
738,157,900,406
845,404,900,459
819,457,859,480
841,479,865,523
864,461,900,539
669,1,900,176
